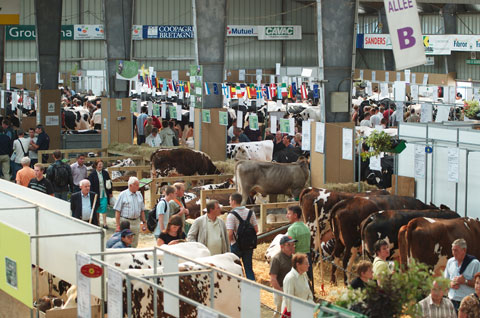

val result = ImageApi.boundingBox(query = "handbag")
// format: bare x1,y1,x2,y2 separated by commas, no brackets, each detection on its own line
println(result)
105,179,112,190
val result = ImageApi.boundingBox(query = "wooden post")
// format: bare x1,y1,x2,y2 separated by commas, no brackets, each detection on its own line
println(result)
259,204,267,234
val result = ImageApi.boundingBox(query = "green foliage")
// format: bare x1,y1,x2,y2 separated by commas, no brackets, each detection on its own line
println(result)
464,100,479,119
358,130,393,161
334,260,446,318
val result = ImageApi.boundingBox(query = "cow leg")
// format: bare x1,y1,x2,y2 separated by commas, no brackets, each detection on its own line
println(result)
346,246,358,283
342,246,352,286
330,241,344,285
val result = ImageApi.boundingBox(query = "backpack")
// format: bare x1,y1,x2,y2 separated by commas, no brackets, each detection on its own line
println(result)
232,210,257,251
147,199,167,232
54,163,69,187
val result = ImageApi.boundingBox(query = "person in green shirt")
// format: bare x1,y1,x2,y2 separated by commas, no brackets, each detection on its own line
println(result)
286,205,313,293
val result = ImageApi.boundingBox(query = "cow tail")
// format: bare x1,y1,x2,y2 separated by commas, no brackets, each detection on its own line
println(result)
234,161,242,194
398,225,408,270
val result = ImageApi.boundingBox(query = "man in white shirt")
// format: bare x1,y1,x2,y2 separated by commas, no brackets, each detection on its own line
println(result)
91,104,102,130
26,128,38,167
11,129,30,180
113,177,147,248
360,113,372,127
145,127,162,147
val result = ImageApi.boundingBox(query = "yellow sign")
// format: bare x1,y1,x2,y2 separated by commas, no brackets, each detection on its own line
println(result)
0,1,20,25
0,222,32,308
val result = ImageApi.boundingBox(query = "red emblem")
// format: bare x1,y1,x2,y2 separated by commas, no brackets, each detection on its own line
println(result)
81,264,103,278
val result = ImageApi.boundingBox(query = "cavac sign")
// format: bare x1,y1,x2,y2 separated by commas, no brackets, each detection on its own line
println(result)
383,0,426,69
257,25,302,40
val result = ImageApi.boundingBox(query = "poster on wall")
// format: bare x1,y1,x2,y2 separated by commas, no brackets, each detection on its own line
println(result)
74,24,104,40
116,60,139,81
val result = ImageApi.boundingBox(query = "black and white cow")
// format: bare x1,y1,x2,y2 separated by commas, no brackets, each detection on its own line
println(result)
226,140,274,162
63,106,91,130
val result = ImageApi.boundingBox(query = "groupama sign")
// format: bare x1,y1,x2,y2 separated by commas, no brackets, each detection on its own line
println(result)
6,25,74,40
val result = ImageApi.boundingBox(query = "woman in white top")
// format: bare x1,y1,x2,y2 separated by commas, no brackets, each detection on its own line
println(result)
282,253,314,317
11,129,30,179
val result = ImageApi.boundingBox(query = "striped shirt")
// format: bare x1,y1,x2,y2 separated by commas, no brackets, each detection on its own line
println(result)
113,189,144,219
418,295,456,318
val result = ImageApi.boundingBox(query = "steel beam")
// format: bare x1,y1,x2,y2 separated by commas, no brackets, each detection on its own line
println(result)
443,4,457,74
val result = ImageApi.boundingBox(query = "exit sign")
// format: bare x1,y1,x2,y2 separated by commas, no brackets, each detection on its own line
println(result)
466,59,480,65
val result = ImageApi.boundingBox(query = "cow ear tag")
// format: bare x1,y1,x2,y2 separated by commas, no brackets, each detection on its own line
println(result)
81,263,103,278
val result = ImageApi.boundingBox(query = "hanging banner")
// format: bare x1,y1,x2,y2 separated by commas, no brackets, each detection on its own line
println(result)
116,60,139,81
143,25,193,39
6,25,74,40
381,0,426,70
74,24,104,40
257,25,302,40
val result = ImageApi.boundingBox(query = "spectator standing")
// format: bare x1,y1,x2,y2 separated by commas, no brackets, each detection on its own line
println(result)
1,119,14,140
111,229,135,248
46,151,74,200
136,106,148,145
372,239,391,280
458,272,480,318
360,113,372,127
0,128,12,180
88,159,112,229
168,182,189,227
145,127,162,147
407,108,420,123
226,192,258,281
444,238,480,311
157,215,186,246
233,127,250,142
30,125,50,163
70,153,87,193
286,205,313,291
106,221,130,248
11,129,30,180
418,279,456,318
28,164,54,195
91,104,101,130
350,260,373,290
70,179,99,226
153,185,176,240
16,157,35,187
281,253,314,317
113,177,146,248
26,128,38,167
370,107,381,127
244,118,261,141
187,200,229,255
282,135,294,149
270,236,296,318
144,117,154,137
273,131,285,155
159,120,176,146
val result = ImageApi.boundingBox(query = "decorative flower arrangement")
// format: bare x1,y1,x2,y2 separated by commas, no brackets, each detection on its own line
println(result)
464,100,479,120
358,131,406,161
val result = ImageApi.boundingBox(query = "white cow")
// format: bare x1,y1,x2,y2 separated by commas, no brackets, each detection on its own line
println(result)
226,140,274,161
265,234,285,263
300,107,322,121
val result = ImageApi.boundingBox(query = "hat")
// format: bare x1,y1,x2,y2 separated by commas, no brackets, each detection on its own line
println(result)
280,235,297,245
121,229,135,237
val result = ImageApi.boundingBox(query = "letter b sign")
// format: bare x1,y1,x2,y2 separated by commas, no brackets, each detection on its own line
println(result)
397,27,415,49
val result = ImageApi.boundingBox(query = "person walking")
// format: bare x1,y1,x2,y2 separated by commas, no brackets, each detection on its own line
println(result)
70,153,87,193
26,128,38,167
281,253,314,317
11,129,30,180
30,125,49,163
136,106,148,145
153,185,176,240
226,192,258,281
28,163,54,195
46,151,74,200
88,159,113,229
187,200,230,255
15,157,35,187
70,179,99,226
113,177,146,248
0,129,12,181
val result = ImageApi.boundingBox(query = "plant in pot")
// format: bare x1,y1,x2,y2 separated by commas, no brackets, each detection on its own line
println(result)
464,100,480,120
358,130,406,161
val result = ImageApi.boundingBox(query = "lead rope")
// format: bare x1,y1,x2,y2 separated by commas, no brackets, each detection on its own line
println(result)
314,204,326,296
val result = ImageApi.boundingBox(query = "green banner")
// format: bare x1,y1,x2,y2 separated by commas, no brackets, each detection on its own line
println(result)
115,99,122,111
130,100,136,113
169,105,177,119
279,118,290,134
6,25,74,40
153,104,160,116
466,59,480,65
249,114,259,130
219,111,228,126
202,109,211,123
116,60,139,81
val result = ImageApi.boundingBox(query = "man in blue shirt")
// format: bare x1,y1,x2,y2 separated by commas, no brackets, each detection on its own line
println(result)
233,127,250,143
112,229,135,248
136,106,148,145
106,221,131,248
30,125,50,163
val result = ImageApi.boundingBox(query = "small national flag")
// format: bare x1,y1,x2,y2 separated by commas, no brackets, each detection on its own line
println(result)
204,82,211,95
256,86,262,100
281,83,288,98
265,84,270,100
288,85,292,98
168,80,174,92
269,83,276,99
301,84,308,100
236,85,241,98
139,73,144,84
230,86,236,99
163,78,168,92
292,82,297,97
222,83,227,96
185,81,190,94
277,84,282,99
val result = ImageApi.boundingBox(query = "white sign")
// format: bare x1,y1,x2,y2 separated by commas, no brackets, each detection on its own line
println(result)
161,103,166,118
189,106,194,122
435,106,449,122
45,115,59,126
420,103,433,122
411,85,419,101
414,144,425,179
107,268,123,318
383,0,426,69
380,82,389,99
370,155,382,171
363,34,392,49
385,72,390,82
176,105,182,121
76,253,92,318
74,24,105,40
404,70,411,83
394,81,406,102
237,110,243,128
15,73,23,85
359,70,364,80
301,120,310,151
371,71,376,82
276,63,281,75
11,91,17,110
163,254,179,317
270,115,277,134
447,147,459,183
1,91,4,109
422,74,429,85
342,128,353,161
257,25,302,40
226,25,257,37
411,73,416,83
289,118,295,136
239,69,245,81
171,70,179,81
315,122,325,153
6,73,10,90
240,281,260,318
256,69,262,82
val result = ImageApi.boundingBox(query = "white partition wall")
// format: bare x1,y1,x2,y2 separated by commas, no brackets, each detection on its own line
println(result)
0,180,104,297
398,123,480,218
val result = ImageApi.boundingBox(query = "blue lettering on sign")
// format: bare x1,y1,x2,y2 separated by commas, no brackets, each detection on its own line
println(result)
142,25,194,39
453,40,468,48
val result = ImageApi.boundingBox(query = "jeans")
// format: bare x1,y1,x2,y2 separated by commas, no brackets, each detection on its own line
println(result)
54,191,69,201
137,135,145,145
11,162,22,181
451,299,460,312
0,155,10,180
231,243,255,281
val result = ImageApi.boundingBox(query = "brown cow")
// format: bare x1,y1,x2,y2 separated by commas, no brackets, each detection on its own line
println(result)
398,217,480,275
330,195,432,284
235,157,309,205
150,148,220,178
299,187,389,252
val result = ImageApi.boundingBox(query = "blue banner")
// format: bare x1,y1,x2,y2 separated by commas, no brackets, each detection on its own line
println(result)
143,25,194,39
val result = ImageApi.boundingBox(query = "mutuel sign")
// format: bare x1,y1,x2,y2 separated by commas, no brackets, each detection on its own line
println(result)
226,25,257,37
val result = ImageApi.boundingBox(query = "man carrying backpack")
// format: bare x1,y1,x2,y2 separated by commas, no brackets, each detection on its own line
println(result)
46,151,74,200
226,192,258,281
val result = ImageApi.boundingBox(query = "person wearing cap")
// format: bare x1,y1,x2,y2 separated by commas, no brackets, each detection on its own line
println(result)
106,221,130,248
11,129,30,180
270,236,296,318
111,229,135,248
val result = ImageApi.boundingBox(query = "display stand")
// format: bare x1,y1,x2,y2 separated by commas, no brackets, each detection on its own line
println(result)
101,97,133,148
193,108,226,161
37,89,61,150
